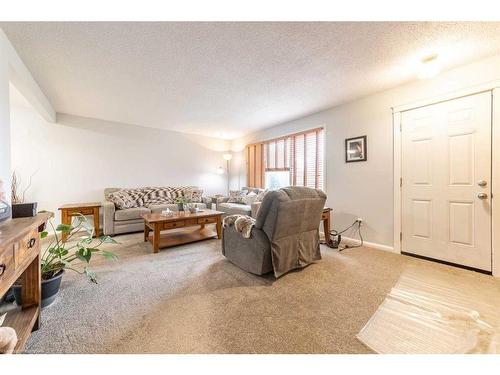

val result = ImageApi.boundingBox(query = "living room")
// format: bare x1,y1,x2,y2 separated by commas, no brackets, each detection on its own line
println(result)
2,1,500,373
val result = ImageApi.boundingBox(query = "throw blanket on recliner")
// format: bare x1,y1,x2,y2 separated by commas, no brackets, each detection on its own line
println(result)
223,214,255,239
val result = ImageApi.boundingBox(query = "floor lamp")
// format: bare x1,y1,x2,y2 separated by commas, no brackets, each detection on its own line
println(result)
222,153,232,193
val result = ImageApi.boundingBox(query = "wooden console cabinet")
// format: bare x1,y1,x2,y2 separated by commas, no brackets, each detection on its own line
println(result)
0,212,52,353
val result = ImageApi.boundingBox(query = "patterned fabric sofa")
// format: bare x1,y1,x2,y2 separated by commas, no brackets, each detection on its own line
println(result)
216,187,266,218
102,186,210,235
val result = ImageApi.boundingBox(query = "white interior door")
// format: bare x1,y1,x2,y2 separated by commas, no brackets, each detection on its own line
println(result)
401,92,492,271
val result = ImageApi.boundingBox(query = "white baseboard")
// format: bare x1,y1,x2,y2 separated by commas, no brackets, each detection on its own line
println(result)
341,236,398,254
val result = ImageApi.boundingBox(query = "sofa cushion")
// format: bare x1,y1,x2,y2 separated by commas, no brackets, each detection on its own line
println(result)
242,191,258,205
227,190,247,203
142,187,175,205
184,187,203,203
218,202,251,215
108,188,145,209
243,187,266,195
115,207,151,221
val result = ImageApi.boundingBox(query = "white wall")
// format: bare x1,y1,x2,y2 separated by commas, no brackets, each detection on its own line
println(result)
10,100,230,225
231,54,500,248
0,41,10,205
0,29,55,216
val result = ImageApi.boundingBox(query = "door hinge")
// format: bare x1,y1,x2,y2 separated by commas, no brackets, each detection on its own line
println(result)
400,232,403,241
400,177,402,187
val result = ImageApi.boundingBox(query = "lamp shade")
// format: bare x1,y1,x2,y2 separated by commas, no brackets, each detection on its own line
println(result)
217,166,225,175
223,153,233,161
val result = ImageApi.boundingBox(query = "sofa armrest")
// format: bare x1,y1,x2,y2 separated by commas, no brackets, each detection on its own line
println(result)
216,197,229,204
251,201,262,218
102,201,116,236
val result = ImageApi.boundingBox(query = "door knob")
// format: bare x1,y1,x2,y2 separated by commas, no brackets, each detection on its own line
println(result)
478,193,488,199
478,180,488,187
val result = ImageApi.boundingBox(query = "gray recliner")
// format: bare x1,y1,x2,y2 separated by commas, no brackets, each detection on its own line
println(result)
222,186,327,278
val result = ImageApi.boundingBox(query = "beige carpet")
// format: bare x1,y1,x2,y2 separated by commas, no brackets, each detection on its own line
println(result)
24,231,500,354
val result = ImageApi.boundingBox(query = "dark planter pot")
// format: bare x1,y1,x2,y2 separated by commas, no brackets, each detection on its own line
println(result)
177,203,184,211
11,202,37,218
13,270,64,309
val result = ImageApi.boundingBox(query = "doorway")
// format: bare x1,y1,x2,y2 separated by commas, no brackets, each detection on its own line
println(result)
399,92,492,272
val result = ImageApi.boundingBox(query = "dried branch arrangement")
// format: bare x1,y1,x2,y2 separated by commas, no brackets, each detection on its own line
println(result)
11,171,35,204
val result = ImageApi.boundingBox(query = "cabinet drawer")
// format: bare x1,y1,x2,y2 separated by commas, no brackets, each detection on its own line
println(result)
69,207,94,216
163,221,185,230
0,245,15,283
185,218,198,226
198,216,217,225
14,229,39,268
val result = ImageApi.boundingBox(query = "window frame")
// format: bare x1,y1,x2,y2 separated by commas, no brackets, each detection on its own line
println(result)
247,127,325,191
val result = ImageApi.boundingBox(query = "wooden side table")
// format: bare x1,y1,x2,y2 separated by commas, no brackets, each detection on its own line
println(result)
322,207,333,247
58,203,101,242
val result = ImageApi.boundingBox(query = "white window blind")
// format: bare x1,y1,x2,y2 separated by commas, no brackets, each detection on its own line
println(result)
262,127,324,190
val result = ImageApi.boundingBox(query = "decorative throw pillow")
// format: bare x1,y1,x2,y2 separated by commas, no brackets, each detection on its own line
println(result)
242,192,258,206
227,190,247,203
255,189,268,202
108,190,140,209
184,187,203,203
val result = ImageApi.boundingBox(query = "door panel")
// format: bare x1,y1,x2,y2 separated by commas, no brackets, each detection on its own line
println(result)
402,92,492,271
411,199,432,238
448,134,474,185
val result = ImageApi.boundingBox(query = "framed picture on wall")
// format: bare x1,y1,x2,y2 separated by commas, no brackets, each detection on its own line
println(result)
345,135,367,162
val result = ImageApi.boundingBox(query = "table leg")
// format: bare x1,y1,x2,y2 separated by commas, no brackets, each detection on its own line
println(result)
216,216,222,239
323,213,332,246
144,223,150,242
21,253,41,330
153,223,161,253
61,210,70,243
93,207,100,238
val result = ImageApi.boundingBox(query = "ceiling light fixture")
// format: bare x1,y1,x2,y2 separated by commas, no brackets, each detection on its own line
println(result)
418,54,440,80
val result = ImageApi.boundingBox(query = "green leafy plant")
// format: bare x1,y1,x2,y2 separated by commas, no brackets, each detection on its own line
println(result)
40,213,118,283
174,196,191,205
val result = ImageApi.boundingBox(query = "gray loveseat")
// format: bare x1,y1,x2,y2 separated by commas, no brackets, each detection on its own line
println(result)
102,186,210,235
222,186,326,277
216,187,265,217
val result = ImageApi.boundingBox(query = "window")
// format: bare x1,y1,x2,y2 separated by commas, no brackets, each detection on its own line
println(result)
265,171,290,190
291,129,324,190
257,127,324,190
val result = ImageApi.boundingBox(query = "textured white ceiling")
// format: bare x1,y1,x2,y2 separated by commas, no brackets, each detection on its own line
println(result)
2,22,500,139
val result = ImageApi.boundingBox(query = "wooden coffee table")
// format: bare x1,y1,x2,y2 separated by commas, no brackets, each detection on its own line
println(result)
142,209,223,253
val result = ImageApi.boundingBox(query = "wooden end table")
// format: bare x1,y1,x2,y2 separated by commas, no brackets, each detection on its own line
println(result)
142,209,223,253
322,207,333,246
58,203,101,242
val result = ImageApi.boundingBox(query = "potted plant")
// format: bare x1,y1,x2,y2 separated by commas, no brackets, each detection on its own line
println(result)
174,196,191,211
12,213,118,308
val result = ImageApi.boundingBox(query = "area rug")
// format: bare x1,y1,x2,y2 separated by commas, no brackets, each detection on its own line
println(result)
357,266,500,354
